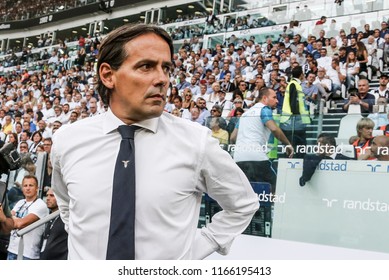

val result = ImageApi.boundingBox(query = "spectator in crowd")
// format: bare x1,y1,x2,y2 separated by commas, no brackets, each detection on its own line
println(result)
302,72,319,106
210,116,229,145
182,88,195,111
344,51,360,90
372,74,389,99
326,59,346,98
7,175,49,260
40,188,68,260
379,33,389,67
370,135,389,160
352,117,375,160
343,79,376,114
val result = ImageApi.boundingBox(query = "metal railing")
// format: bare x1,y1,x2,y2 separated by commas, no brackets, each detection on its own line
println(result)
16,210,60,260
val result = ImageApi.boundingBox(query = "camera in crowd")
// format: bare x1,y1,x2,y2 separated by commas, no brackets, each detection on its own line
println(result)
0,142,21,175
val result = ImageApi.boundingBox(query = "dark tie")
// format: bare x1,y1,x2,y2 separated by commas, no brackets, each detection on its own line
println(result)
106,125,137,260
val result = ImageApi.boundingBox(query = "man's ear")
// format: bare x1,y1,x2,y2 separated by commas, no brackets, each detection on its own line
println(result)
99,62,115,90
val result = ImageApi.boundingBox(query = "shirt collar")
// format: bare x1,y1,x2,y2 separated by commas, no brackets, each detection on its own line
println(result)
102,108,159,135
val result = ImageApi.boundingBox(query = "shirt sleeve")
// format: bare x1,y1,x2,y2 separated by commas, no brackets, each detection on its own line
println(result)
192,130,259,259
51,137,70,232
260,106,274,125
30,200,49,219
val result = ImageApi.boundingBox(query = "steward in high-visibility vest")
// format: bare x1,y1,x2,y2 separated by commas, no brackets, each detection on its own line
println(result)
280,78,311,125
279,66,310,158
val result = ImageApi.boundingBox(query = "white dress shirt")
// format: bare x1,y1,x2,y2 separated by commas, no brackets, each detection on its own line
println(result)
51,109,258,260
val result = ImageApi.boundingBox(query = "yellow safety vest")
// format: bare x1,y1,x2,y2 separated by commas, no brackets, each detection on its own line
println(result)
280,79,311,124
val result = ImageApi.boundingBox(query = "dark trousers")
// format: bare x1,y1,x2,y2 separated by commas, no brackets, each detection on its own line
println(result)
237,160,277,193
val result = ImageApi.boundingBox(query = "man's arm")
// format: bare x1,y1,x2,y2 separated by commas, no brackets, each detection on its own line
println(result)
51,138,70,232
12,213,39,229
265,119,294,157
193,131,259,259
0,203,14,234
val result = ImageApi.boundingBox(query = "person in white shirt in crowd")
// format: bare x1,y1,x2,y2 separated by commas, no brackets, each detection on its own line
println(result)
196,84,210,101
51,24,258,260
326,58,346,97
372,74,389,99
316,48,333,71
36,119,52,139
278,50,290,72
41,100,56,121
343,51,360,90
89,103,100,117
7,175,49,260
47,105,67,126
61,103,72,124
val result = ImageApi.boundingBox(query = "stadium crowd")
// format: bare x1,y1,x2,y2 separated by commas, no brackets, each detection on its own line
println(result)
2,14,389,259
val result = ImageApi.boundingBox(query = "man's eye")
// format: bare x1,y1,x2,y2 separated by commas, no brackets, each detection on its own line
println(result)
140,64,151,70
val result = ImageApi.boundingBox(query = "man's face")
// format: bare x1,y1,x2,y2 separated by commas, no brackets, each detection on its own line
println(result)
190,107,200,119
20,132,28,141
211,107,221,117
22,122,30,131
307,74,316,84
358,80,369,95
54,107,62,116
22,178,38,201
102,33,171,124
379,76,389,87
43,140,52,153
46,189,58,211
173,98,182,109
63,104,69,114
239,82,247,91
90,105,97,113
197,99,206,109
19,142,28,153
370,136,389,158
70,112,78,122
264,90,278,109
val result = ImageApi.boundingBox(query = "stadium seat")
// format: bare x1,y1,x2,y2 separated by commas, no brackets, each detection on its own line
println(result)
336,113,362,145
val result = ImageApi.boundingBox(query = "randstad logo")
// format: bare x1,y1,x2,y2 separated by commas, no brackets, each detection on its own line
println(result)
287,162,300,169
317,160,347,171
366,163,381,172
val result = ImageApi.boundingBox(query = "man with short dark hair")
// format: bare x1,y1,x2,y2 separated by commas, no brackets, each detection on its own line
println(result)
40,188,68,260
7,175,49,260
52,24,258,260
234,87,293,193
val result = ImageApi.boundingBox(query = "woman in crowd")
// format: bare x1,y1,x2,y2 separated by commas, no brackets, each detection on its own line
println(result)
344,51,360,90
182,88,195,110
352,117,375,160
356,41,368,77
29,131,43,154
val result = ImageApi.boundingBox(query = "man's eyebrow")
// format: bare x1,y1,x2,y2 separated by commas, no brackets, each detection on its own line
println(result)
163,61,174,69
133,59,173,70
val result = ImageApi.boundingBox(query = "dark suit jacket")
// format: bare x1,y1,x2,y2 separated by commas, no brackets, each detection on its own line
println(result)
40,214,68,260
